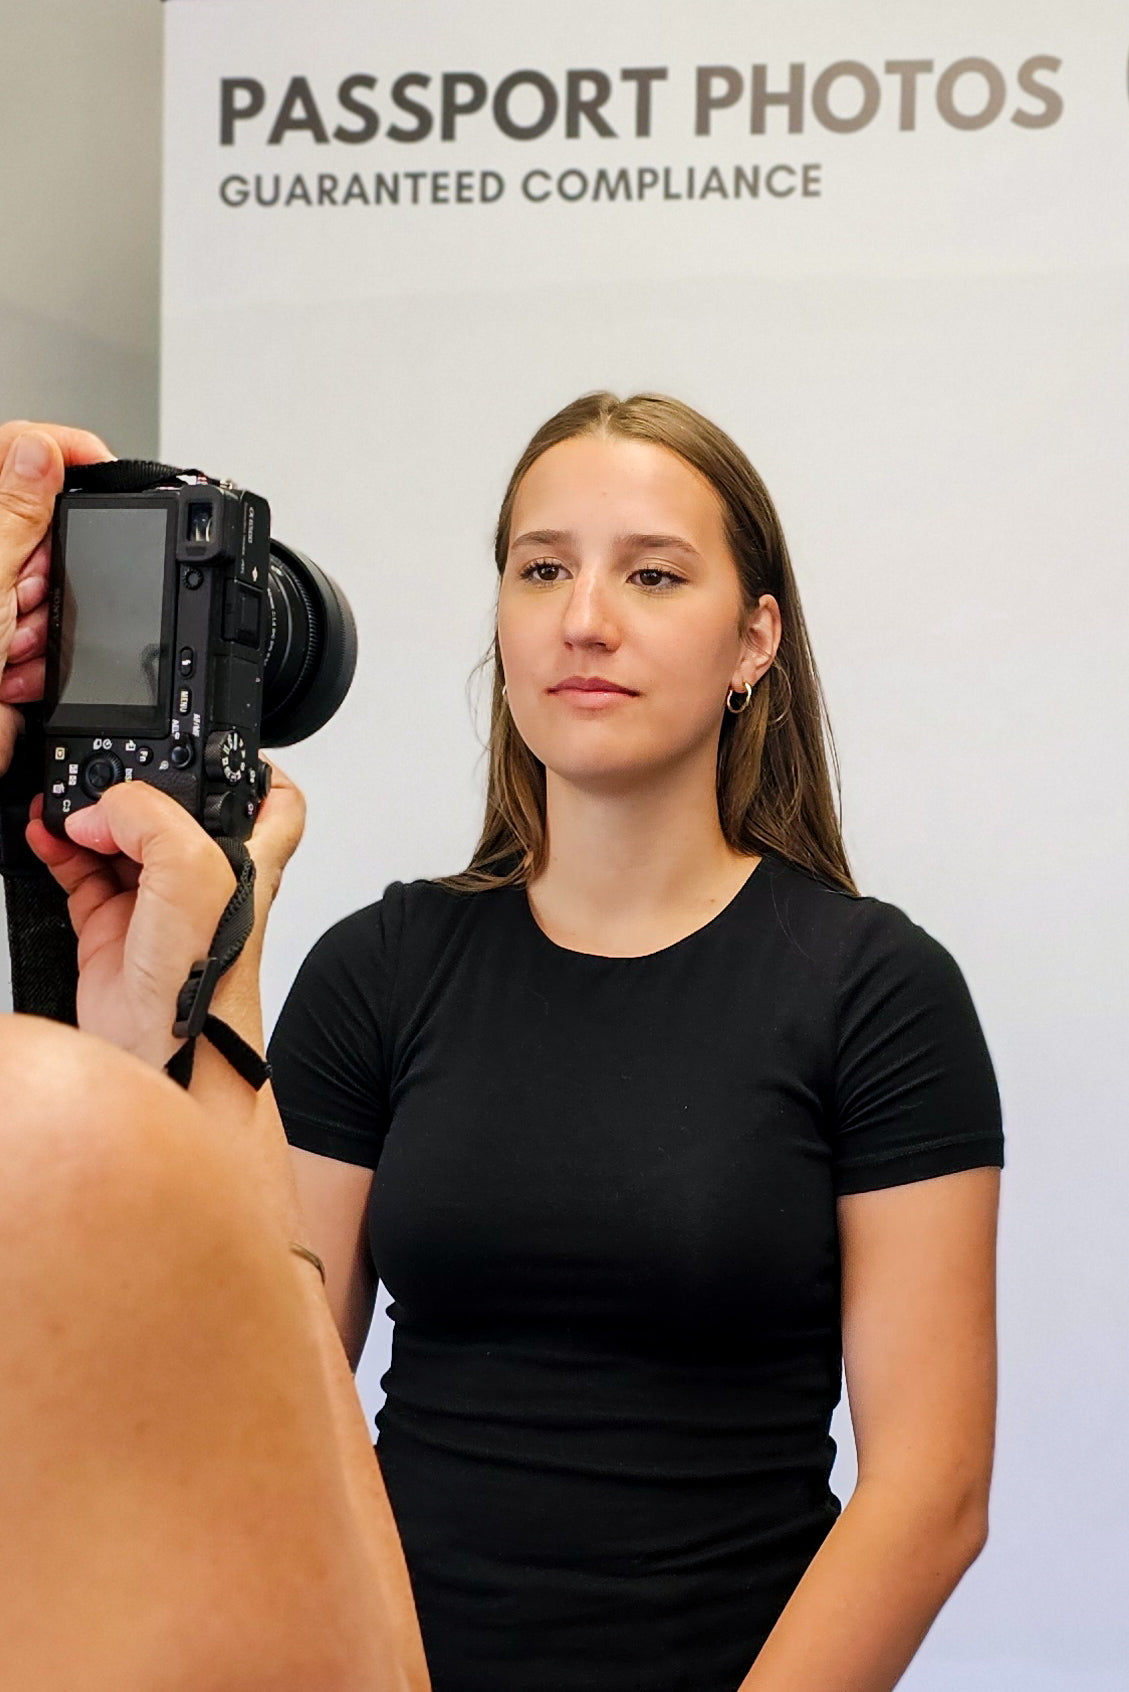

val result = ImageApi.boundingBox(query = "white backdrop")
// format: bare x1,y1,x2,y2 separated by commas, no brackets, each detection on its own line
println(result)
162,4,1129,1687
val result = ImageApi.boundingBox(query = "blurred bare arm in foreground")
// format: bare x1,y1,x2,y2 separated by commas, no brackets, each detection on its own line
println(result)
0,422,427,1692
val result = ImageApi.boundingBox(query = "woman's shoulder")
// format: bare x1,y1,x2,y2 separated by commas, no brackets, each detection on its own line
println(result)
757,852,961,998
311,874,506,966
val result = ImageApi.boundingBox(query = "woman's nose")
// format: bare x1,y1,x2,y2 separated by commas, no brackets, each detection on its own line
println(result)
560,571,620,649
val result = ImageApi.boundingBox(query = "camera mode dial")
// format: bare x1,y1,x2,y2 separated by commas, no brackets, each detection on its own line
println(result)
204,728,248,788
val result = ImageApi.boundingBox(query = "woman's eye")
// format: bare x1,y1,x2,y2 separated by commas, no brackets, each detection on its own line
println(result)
519,560,566,583
632,567,683,590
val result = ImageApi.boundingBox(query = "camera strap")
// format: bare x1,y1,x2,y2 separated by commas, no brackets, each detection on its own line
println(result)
165,837,272,1093
0,705,78,1024
63,460,207,494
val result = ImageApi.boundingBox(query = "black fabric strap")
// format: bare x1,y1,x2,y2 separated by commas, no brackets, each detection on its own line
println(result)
164,837,269,1092
0,706,78,1023
63,460,205,495
165,1012,272,1092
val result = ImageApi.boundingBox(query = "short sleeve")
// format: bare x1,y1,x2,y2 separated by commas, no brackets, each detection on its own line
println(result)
267,883,404,1170
831,905,1003,1196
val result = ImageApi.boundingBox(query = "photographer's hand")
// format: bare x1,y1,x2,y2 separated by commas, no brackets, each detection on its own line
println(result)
24,763,305,1070
0,422,113,775
25,781,237,1068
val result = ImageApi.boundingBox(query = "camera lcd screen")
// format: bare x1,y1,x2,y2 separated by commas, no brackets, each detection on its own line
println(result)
56,506,169,712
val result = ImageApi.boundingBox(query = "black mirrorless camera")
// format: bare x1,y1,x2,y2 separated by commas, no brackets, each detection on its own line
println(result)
40,462,357,842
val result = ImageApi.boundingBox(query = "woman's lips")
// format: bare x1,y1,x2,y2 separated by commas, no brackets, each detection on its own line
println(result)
549,676,638,696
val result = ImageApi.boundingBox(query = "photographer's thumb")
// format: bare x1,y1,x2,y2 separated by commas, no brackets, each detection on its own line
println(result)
0,430,62,592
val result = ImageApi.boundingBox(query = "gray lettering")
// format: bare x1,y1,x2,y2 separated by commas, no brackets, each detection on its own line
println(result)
936,57,1006,130
593,167,632,201
811,61,880,133
493,70,559,140
522,169,552,202
1012,56,1063,128
566,69,616,138
334,74,379,143
751,63,804,134
387,73,433,143
441,73,488,141
267,77,329,146
620,67,668,138
695,66,743,137
220,78,265,146
884,60,933,131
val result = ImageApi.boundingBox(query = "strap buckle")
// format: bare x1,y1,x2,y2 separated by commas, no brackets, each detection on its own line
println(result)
172,956,223,1039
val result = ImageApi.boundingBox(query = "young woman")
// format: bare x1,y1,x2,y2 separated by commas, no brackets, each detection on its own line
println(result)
270,392,1004,1692
0,399,1000,1691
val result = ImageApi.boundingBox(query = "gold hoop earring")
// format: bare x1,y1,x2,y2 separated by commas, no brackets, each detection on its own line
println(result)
501,682,508,701
726,681,753,714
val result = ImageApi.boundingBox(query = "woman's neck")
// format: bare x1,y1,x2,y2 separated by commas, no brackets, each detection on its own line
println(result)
527,761,759,955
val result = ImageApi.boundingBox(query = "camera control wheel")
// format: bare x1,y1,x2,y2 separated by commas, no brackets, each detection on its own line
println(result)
203,790,244,835
80,753,125,798
204,728,249,788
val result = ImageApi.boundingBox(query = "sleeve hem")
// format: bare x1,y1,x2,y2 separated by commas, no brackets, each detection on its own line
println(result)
280,1109,384,1170
835,1133,1004,1196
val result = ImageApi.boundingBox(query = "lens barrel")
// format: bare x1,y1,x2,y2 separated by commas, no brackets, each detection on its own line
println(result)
260,541,358,747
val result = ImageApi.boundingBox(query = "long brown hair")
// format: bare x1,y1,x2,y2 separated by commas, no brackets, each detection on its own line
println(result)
437,391,855,895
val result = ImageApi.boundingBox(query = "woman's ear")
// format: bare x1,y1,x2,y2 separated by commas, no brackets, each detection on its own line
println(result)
732,594,782,692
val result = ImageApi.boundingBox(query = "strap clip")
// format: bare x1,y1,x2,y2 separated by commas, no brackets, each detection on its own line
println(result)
173,956,223,1039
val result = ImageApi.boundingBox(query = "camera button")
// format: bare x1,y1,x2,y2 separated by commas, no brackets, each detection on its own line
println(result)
178,647,196,678
184,568,205,590
135,746,153,766
177,687,192,717
169,739,195,770
81,754,124,797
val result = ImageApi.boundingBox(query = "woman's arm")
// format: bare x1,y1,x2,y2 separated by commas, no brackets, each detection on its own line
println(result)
737,1165,1000,1692
289,1145,379,1370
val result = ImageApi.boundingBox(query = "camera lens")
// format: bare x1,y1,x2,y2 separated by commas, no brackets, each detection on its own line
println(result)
260,541,358,747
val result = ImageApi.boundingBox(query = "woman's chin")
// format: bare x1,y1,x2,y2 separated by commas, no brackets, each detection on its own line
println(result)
539,747,690,796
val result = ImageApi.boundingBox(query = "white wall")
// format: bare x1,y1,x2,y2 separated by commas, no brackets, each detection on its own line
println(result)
160,6,1129,1689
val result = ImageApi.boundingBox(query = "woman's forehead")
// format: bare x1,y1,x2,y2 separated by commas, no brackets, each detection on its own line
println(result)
511,435,726,544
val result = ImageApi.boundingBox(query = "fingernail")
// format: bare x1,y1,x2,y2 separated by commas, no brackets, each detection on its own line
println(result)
6,432,53,482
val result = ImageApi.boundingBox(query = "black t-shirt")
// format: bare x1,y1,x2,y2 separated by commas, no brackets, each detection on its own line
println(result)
269,852,1003,1692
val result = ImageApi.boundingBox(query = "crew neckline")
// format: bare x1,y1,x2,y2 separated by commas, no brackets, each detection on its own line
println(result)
518,853,771,963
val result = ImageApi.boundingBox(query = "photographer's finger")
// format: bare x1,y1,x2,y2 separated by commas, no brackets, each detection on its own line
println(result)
0,704,22,776
0,657,45,704
25,811,126,906
17,538,50,586
0,432,64,590
7,601,48,663
66,782,237,904
245,759,306,897
0,421,113,471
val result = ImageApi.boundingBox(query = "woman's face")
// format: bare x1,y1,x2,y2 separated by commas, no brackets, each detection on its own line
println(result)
497,433,776,791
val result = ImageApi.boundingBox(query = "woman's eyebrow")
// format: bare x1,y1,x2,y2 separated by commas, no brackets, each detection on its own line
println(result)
510,529,572,550
619,533,701,558
509,530,700,557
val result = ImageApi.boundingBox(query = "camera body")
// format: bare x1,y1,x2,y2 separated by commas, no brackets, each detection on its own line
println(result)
43,478,272,842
